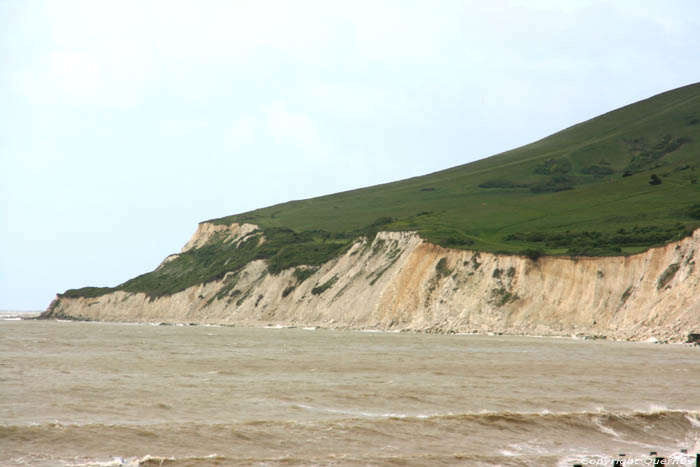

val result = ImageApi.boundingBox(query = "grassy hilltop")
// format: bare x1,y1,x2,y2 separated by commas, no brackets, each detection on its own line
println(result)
65,83,700,299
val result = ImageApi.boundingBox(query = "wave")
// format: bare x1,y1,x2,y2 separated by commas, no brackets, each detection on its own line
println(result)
3,410,698,466
3,407,698,427
292,405,699,421
3,408,697,438
0,311,40,320
10,451,700,467
15,452,578,467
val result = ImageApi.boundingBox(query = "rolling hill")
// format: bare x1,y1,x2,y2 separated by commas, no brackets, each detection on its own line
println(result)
64,82,700,299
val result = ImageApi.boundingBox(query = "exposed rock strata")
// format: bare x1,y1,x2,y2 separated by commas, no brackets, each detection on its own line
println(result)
43,223,700,342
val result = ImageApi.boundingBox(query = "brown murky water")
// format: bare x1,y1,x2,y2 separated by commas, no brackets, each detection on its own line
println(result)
1,317,699,466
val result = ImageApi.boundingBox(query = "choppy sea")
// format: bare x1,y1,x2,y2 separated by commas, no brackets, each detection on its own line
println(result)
1,313,699,466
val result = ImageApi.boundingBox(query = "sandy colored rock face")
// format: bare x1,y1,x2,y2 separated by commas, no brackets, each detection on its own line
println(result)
45,223,700,342
180,222,259,253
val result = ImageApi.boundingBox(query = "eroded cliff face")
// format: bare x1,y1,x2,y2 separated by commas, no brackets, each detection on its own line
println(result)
44,223,700,342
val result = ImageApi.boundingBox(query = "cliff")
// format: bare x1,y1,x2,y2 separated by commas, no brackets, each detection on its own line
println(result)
43,222,700,342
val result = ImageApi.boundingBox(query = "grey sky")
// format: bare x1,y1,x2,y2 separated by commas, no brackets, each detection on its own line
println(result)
2,0,699,310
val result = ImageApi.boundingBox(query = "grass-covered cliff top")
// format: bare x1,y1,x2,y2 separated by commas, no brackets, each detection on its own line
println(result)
63,83,700,299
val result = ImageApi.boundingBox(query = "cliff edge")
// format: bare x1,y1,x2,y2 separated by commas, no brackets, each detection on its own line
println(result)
43,222,700,342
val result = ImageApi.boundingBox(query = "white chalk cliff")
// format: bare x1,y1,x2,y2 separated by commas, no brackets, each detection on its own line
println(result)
44,223,700,342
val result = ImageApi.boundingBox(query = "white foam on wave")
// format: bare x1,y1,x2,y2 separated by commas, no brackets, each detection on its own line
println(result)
67,456,141,467
290,406,700,424
685,412,700,428
0,310,40,319
648,404,669,413
137,454,176,465
499,449,519,457
64,453,223,467
502,441,553,456
594,419,621,438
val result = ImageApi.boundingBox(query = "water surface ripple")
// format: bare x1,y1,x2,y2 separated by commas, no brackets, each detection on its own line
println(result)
1,319,699,466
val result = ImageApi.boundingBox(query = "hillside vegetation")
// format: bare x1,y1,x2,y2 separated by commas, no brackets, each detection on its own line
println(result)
64,83,700,299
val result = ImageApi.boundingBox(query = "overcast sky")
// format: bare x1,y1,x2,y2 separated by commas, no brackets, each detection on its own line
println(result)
2,0,699,310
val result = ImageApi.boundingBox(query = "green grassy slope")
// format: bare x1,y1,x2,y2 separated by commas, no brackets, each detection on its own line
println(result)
214,82,700,255
64,83,700,299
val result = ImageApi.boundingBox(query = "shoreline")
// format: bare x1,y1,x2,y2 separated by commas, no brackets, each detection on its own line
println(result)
21,314,700,346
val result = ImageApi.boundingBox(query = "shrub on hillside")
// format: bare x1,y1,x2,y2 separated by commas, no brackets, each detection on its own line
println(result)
530,176,574,193
478,179,528,189
687,203,700,220
440,237,474,248
521,248,544,261
582,165,614,176
435,258,452,278
533,158,572,175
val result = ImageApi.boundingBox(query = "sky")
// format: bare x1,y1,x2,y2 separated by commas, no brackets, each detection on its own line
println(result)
2,0,700,310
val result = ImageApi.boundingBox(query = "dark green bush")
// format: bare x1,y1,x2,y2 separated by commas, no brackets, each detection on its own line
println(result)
478,179,528,189
687,203,700,220
530,176,574,193
440,236,474,248
582,165,614,176
533,158,572,175
293,268,316,283
311,276,338,295
435,258,452,278
506,224,691,257
61,287,115,299
521,248,544,261
624,135,689,174
657,263,680,290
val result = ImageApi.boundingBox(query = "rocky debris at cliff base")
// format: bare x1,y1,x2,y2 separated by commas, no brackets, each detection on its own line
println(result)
575,334,608,341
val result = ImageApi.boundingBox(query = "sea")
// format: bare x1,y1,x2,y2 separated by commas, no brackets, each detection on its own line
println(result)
1,310,699,466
